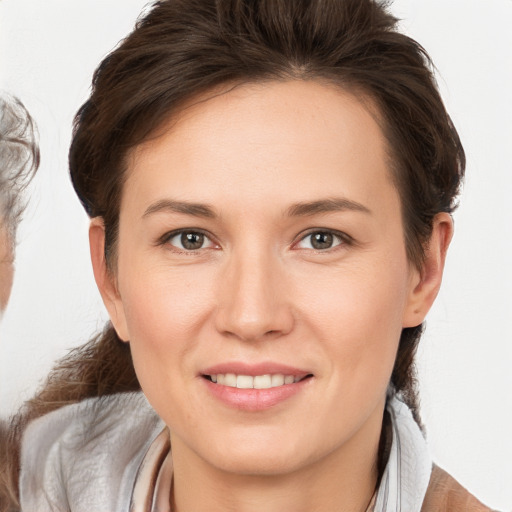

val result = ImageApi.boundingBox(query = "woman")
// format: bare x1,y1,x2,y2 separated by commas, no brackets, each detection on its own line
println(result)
1,0,496,510
0,95,39,318
0,94,39,511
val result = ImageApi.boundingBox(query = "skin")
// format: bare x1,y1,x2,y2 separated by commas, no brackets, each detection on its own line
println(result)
91,80,452,512
0,223,14,315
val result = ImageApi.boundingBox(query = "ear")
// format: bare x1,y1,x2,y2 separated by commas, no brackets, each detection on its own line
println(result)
402,212,454,328
89,218,130,341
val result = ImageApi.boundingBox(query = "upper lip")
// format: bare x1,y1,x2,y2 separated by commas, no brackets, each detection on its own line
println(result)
201,361,312,378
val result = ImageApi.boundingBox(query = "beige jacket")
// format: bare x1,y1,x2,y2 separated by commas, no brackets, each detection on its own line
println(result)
421,465,494,512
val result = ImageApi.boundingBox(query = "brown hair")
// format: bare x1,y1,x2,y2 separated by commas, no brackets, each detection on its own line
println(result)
2,0,464,506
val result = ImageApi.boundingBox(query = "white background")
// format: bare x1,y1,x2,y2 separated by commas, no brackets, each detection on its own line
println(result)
1,1,511,509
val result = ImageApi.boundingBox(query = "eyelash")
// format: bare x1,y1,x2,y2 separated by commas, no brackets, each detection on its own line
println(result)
158,228,353,253
293,229,353,252
158,229,218,252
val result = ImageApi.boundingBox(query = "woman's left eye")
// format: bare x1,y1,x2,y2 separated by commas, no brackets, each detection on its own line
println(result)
295,231,347,250
165,230,216,251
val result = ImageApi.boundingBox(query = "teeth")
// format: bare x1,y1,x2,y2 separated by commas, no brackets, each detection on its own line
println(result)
236,375,253,389
224,373,236,387
271,374,284,387
208,373,301,389
254,374,271,389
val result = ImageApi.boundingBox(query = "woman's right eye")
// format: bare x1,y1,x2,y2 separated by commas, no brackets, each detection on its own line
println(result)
165,230,216,251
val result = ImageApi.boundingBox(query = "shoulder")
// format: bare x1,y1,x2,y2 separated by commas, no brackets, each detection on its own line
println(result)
421,465,495,512
19,392,164,512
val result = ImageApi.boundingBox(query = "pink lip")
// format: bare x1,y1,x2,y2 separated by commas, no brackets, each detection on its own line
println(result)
202,378,311,411
201,361,310,378
199,361,313,412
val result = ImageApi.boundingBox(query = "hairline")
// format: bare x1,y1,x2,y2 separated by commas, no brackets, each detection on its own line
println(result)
102,76,425,274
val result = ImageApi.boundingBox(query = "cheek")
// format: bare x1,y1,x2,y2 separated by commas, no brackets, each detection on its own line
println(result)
0,231,14,312
0,261,14,312
118,266,212,418
118,260,216,360
295,255,409,376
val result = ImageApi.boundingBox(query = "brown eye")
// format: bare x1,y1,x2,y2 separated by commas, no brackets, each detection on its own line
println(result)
296,231,346,251
181,232,205,250
310,232,334,249
166,230,215,251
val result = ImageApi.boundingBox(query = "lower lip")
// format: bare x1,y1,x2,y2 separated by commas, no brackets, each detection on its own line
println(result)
202,377,311,411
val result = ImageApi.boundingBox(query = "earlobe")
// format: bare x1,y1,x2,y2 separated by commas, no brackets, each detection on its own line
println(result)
89,218,130,341
402,213,454,328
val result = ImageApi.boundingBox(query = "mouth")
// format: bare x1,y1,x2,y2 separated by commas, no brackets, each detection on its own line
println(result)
202,373,313,389
200,364,314,410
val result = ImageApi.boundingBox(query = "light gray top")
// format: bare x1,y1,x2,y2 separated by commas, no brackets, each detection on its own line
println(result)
20,391,432,512
20,392,164,512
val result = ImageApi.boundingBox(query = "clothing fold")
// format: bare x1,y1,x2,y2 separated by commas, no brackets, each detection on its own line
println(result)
19,391,489,512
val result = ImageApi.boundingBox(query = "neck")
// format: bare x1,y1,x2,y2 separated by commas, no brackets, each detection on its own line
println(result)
170,409,383,512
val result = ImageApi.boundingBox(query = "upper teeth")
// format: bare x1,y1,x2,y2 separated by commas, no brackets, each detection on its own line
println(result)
210,374,300,389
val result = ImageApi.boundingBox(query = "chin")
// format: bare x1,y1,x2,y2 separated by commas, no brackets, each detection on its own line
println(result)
209,449,305,477
190,427,325,477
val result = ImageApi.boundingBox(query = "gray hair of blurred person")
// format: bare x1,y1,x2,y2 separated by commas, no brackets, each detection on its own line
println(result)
0,94,38,509
0,94,39,250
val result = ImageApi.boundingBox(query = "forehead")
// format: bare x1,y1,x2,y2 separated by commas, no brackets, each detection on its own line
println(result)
124,80,397,216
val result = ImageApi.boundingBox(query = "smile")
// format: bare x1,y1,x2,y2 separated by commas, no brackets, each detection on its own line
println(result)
200,363,313,410
204,373,305,389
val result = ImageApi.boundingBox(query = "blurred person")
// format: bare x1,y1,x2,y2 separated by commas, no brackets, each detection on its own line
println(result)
0,94,39,512
0,94,39,317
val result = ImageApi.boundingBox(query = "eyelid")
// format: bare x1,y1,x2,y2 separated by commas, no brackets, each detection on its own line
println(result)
292,228,353,250
157,228,219,250
156,227,352,251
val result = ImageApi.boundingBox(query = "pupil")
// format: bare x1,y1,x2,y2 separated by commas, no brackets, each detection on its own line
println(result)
311,232,333,249
181,232,204,250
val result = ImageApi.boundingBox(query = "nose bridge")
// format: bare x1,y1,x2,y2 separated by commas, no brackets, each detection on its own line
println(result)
215,240,292,341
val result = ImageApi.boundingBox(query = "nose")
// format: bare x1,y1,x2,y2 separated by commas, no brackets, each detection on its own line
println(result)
214,248,294,342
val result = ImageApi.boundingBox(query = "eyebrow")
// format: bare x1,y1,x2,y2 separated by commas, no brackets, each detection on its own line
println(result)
286,198,371,217
143,199,216,219
142,197,371,220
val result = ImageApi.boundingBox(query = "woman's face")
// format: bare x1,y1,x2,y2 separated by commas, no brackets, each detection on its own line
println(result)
94,80,439,477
